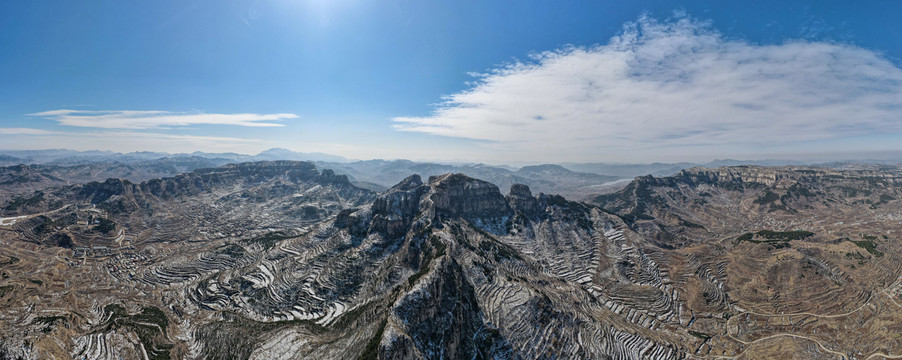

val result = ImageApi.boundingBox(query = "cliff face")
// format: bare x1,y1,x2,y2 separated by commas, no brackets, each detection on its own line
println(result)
369,175,431,239
506,183,539,217
141,161,325,198
359,172,598,242
672,166,784,187
593,166,844,215
360,173,521,239
589,164,902,249
77,178,140,204
666,165,902,188
70,161,359,204
426,173,512,220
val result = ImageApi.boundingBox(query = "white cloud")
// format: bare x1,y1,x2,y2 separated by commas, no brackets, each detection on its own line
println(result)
0,130,265,154
0,128,59,135
393,15,902,162
28,110,298,129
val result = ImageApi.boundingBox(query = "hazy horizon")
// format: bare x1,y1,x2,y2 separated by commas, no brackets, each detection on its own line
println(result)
2,147,902,169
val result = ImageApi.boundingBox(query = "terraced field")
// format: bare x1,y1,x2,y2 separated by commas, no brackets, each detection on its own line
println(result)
1,162,902,359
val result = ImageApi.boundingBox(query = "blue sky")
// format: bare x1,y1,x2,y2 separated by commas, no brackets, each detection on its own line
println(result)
2,0,901,163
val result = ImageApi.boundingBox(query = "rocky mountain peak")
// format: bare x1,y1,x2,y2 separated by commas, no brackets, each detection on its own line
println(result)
365,173,516,238
508,183,533,198
367,175,431,238
426,173,511,220
78,178,137,204
392,174,423,191
507,183,539,216
517,163,571,175
316,168,352,186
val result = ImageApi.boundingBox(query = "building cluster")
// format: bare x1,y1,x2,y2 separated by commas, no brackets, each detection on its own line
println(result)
104,251,151,279
72,245,112,259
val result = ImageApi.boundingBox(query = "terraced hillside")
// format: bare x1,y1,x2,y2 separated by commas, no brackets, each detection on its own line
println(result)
591,165,902,357
1,162,901,359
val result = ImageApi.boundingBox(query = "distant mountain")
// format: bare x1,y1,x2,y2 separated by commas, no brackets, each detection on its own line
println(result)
564,159,834,179
0,164,66,192
563,162,698,178
515,163,613,183
0,155,25,166
702,158,805,168
7,149,899,202
0,157,233,199
0,149,129,165
0,151,620,200
0,148,349,166
255,148,348,163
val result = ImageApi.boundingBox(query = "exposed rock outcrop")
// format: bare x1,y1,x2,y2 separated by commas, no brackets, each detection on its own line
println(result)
507,183,539,217
426,173,512,224
384,257,513,359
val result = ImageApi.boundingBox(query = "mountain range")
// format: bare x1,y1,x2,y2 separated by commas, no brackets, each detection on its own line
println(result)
5,148,896,202
0,160,901,358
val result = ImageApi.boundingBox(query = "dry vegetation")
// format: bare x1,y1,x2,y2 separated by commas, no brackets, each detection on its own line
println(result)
1,162,902,358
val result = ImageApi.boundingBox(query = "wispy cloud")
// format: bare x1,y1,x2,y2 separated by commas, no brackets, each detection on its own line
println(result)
393,15,902,161
0,128,59,135
0,129,265,154
28,110,298,129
